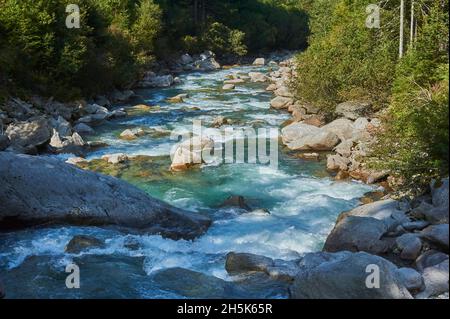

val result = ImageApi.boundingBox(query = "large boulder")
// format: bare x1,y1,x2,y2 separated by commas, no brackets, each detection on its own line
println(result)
420,224,449,252
138,72,174,88
170,136,214,171
152,267,290,299
324,215,389,254
290,251,412,299
335,101,372,120
194,54,221,71
270,96,294,109
5,116,51,149
252,58,266,66
416,259,449,299
0,152,211,240
324,199,409,254
431,178,449,210
322,118,355,141
411,201,449,225
248,72,268,83
281,123,339,151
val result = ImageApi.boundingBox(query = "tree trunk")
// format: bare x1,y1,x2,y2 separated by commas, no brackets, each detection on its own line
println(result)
399,0,405,58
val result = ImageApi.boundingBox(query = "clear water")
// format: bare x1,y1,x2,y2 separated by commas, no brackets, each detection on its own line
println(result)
0,65,373,298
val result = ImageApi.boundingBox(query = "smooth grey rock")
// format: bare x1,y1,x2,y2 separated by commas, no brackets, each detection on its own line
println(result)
324,215,389,254
290,251,412,299
396,234,422,260
73,123,95,135
281,123,339,151
431,178,449,210
270,96,294,109
415,250,449,272
248,72,268,83
252,58,265,66
411,201,449,224
322,118,355,141
0,152,211,240
343,199,409,231
138,72,174,88
396,267,424,292
335,101,372,120
152,267,289,299
420,224,449,251
416,259,449,299
402,220,430,231
5,117,51,148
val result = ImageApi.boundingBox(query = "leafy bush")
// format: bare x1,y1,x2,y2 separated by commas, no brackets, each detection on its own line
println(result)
292,0,398,112
201,22,247,57
370,3,449,192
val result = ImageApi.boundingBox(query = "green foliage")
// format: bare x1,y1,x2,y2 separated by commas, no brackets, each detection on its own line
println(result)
292,0,398,112
154,0,308,54
0,0,162,99
371,2,449,191
201,22,247,57
0,0,309,98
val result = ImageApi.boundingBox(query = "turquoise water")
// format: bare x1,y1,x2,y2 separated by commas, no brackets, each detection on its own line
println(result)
0,65,373,298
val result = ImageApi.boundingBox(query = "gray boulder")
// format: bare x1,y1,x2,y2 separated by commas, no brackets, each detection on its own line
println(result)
335,101,372,120
270,96,294,109
396,233,422,260
415,250,449,272
431,178,449,210
281,123,339,151
416,259,449,299
290,251,412,299
138,72,174,88
324,215,389,254
411,200,449,224
420,224,449,252
0,152,211,240
151,267,290,299
395,267,424,292
5,116,51,148
322,118,355,141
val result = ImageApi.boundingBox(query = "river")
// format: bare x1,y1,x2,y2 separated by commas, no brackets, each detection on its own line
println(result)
0,64,374,298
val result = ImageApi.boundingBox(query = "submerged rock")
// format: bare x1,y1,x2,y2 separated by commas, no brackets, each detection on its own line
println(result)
222,84,235,90
65,235,105,254
225,252,274,274
119,128,145,140
0,152,211,240
152,267,290,299
219,195,252,211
